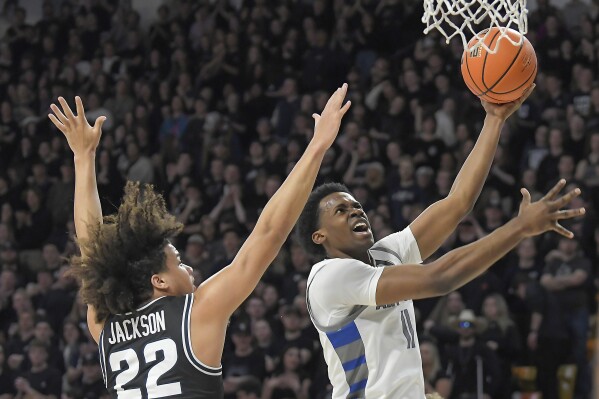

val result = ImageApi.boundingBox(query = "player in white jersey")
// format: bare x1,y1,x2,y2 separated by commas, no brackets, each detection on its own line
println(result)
296,84,585,398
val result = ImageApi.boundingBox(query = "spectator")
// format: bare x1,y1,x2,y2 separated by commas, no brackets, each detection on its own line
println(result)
479,294,521,399
222,321,267,398
14,339,61,399
262,346,311,399
541,237,592,398
512,275,570,399
420,339,451,397
443,309,501,399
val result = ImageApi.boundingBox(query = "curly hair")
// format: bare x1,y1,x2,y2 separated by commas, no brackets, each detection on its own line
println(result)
70,182,183,323
296,182,351,257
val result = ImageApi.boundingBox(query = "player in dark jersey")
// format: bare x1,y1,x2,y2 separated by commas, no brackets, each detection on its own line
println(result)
48,84,351,398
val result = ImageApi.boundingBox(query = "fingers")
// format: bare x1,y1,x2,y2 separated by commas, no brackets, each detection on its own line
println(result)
541,179,566,201
340,100,351,115
94,116,106,131
48,114,66,134
49,104,68,125
553,208,586,220
312,113,321,123
520,188,531,206
519,83,536,103
75,96,85,119
325,83,349,108
550,187,581,210
58,97,76,120
552,223,574,239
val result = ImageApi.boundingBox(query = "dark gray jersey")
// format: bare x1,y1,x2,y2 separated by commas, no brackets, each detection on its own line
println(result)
99,294,223,398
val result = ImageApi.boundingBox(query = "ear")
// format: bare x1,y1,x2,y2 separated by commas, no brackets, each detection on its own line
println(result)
312,229,326,246
150,273,168,291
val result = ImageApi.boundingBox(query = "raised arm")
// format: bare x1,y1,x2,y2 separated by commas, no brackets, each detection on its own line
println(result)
410,85,535,260
376,180,584,305
195,85,351,318
48,97,106,341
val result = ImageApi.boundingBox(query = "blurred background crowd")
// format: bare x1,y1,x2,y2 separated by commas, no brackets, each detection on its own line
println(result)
0,0,597,398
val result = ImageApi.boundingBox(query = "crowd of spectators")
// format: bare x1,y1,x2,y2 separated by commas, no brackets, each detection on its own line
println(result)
0,0,597,398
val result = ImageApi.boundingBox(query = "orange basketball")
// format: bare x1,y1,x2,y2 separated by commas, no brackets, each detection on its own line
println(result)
461,27,537,104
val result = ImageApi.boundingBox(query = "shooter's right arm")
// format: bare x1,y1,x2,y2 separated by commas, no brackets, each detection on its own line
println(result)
49,97,106,342
375,181,584,305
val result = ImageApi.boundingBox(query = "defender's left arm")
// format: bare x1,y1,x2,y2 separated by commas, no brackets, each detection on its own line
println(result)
410,85,535,260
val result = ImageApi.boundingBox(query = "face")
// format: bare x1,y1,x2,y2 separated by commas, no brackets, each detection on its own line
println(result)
314,192,373,257
517,238,536,259
419,342,434,364
28,346,48,367
156,244,195,295
35,322,53,341
447,292,464,314
283,347,301,371
253,320,271,341
482,297,498,319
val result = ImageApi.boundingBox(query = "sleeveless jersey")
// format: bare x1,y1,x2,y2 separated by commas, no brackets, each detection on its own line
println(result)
99,293,224,398
306,228,426,398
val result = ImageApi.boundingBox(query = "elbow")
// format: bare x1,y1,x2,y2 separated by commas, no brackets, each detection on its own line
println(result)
445,195,474,219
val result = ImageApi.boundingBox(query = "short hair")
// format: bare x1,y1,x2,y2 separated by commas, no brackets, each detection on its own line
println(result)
296,182,351,257
69,182,183,322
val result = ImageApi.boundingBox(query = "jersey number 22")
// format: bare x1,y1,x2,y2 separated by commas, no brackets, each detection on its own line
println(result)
109,338,182,398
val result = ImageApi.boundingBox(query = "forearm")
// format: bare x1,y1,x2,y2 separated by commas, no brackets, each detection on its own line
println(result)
377,218,526,304
74,155,103,244
436,217,525,294
530,312,542,332
448,115,504,211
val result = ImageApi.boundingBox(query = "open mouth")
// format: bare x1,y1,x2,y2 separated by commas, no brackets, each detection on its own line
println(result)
352,221,370,233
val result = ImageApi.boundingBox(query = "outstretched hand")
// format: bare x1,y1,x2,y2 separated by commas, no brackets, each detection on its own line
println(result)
482,83,535,121
48,96,106,158
516,179,585,239
311,83,352,150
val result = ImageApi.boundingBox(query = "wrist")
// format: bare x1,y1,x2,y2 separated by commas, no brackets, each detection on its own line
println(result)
508,217,529,239
74,152,97,164
484,114,506,127
306,141,329,156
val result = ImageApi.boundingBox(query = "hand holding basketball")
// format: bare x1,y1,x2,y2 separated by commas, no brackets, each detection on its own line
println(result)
481,83,535,120
48,96,106,158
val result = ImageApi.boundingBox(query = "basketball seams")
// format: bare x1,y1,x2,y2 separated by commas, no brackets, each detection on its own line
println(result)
483,42,524,95
481,29,503,91
489,56,537,95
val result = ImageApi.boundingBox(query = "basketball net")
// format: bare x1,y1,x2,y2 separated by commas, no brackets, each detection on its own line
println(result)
422,0,528,54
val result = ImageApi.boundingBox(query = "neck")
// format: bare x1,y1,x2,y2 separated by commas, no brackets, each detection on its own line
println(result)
460,336,475,347
326,248,370,265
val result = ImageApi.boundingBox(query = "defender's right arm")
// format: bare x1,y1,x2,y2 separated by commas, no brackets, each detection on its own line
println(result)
49,97,106,342
375,180,585,305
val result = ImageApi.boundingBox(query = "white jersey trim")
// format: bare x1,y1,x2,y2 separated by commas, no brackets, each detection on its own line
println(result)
181,293,223,375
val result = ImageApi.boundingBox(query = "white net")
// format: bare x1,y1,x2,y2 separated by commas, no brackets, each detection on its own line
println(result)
422,0,528,53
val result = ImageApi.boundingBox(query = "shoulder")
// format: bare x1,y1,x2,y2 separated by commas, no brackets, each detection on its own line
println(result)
308,258,373,284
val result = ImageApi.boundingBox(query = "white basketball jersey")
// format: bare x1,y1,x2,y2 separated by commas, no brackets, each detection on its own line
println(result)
306,228,426,398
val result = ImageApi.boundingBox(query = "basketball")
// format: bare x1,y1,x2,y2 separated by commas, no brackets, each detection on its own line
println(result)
461,27,537,104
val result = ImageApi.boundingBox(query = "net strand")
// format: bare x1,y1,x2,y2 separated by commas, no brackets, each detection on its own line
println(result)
422,0,527,53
